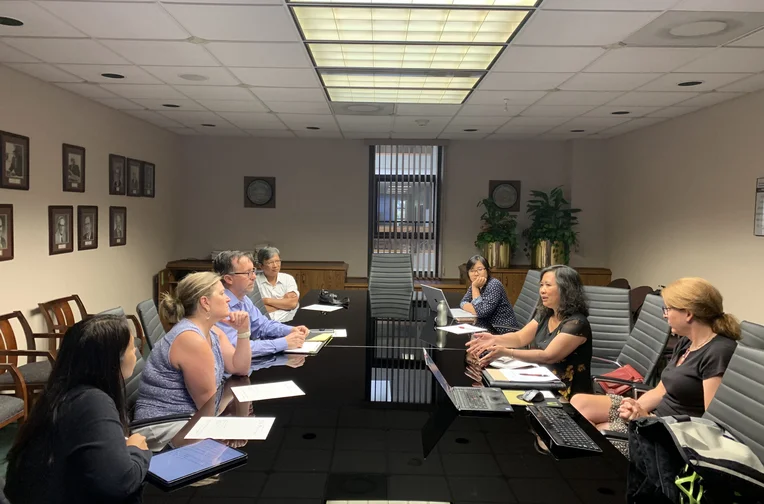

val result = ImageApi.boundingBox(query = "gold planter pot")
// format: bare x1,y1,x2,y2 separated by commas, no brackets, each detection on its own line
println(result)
532,240,564,269
483,242,511,269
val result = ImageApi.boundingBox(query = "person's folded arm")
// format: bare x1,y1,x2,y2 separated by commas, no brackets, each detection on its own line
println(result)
250,336,288,358
249,307,292,339
459,289,472,309
214,327,250,376
262,294,299,311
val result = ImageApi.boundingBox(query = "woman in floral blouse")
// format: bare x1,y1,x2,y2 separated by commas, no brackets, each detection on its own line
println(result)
459,255,520,331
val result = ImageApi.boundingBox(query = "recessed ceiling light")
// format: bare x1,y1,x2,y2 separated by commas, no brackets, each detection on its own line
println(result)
611,111,630,115
0,17,23,27
327,88,468,105
570,129,586,133
678,80,703,87
201,123,216,127
415,119,430,126
162,104,180,108
669,20,728,38
178,73,209,82
306,126,321,130
463,128,478,132
101,73,125,79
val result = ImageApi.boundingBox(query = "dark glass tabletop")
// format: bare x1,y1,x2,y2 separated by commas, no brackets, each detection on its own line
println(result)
142,290,628,504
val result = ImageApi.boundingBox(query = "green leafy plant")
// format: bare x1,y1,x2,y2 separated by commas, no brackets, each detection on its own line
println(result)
521,186,581,264
474,198,518,250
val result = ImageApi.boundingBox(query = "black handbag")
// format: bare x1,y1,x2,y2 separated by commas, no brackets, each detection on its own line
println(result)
317,290,349,308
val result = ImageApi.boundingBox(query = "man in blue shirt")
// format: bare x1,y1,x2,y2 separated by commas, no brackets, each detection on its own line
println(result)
213,250,308,357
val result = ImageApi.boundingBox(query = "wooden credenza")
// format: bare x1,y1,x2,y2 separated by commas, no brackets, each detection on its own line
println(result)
458,265,612,304
158,259,349,300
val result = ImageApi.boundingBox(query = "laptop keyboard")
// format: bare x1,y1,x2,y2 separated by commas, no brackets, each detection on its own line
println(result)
455,388,489,410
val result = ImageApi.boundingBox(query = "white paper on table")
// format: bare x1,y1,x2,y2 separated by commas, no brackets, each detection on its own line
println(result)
333,329,347,338
499,366,560,382
436,324,486,335
301,304,344,312
284,341,323,354
541,391,555,399
232,380,305,402
489,358,539,370
185,417,275,440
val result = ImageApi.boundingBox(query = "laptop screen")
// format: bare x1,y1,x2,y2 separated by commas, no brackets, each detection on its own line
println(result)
422,348,452,395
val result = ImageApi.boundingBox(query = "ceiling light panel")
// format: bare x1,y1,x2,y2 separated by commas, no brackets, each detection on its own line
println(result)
327,87,469,103
320,71,480,89
292,7,530,43
308,43,501,70
290,0,535,5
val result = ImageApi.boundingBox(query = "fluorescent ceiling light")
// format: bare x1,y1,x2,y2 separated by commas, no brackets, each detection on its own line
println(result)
320,71,480,88
292,7,529,43
308,43,501,70
327,87,469,103
290,0,534,5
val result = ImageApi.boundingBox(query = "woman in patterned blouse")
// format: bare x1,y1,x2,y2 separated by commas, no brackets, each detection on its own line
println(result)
466,265,593,399
459,255,520,331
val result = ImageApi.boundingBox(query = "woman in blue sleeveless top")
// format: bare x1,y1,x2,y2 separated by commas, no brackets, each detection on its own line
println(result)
134,272,253,421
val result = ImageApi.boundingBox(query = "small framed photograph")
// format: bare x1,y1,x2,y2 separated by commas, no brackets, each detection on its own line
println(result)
127,158,142,197
1,131,30,191
77,205,98,251
48,205,74,255
109,154,126,195
142,162,155,198
109,206,126,247
0,204,13,261
62,144,85,192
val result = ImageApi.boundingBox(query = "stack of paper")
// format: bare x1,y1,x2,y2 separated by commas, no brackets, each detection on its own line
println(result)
490,358,539,370
499,366,560,382
231,380,305,402
284,341,324,354
301,304,344,313
185,417,276,440
435,324,486,335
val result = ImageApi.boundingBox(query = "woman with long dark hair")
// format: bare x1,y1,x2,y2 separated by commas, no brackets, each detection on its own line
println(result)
4,315,151,503
466,265,593,398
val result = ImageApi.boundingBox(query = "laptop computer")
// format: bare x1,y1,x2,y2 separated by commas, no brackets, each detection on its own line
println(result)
422,348,513,413
421,285,475,320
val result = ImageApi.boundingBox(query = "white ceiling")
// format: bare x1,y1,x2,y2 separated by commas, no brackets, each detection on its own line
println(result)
1,0,764,140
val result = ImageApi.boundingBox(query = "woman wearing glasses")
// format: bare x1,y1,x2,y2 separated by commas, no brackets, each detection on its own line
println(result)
459,255,520,331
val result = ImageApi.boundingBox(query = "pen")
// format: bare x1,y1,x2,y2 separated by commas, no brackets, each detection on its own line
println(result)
518,372,546,377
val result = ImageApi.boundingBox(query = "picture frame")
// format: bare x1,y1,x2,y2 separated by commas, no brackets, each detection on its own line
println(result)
48,205,74,255
109,206,126,247
488,180,521,212
62,144,85,193
77,205,98,251
1,131,30,191
244,176,276,209
109,154,126,196
0,204,13,261
142,162,155,198
127,158,142,197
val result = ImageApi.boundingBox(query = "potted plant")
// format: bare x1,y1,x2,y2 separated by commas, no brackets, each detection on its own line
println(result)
521,186,581,267
475,197,518,269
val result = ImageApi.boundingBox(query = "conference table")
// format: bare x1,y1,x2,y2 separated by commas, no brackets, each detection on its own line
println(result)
142,290,629,504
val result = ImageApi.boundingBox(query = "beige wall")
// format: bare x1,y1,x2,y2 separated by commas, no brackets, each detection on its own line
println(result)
0,66,182,332
605,90,764,322
568,140,608,267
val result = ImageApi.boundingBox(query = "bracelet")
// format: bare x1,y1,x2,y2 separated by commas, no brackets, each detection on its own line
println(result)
237,331,251,340
510,348,515,359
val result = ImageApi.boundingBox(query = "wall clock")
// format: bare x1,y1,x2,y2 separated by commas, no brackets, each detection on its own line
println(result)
244,176,276,208
489,180,521,211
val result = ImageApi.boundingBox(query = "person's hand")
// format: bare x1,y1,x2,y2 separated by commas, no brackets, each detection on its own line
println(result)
221,311,250,333
294,325,310,337
478,345,510,366
286,354,306,368
126,433,148,451
472,276,487,289
285,331,306,349
465,332,496,355
222,439,248,449
618,398,649,421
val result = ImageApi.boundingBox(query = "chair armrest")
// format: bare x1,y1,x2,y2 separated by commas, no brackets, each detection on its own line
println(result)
31,332,66,340
125,314,146,352
0,349,55,364
592,375,650,390
591,356,621,367
600,429,629,441
129,413,194,430
0,363,29,416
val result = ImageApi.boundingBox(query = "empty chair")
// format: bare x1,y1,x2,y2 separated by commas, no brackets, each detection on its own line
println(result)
369,290,413,320
608,278,631,289
740,321,764,350
513,269,541,327
0,363,28,431
136,299,166,352
629,285,655,324
0,311,58,400
584,285,632,362
38,294,88,342
369,253,414,292
247,284,268,316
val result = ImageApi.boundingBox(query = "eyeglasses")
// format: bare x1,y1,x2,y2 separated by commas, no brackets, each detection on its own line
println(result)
662,306,680,316
469,268,486,274
263,260,281,267
232,269,256,277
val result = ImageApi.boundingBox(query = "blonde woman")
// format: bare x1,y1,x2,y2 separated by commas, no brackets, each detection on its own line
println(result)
134,272,252,421
571,277,740,436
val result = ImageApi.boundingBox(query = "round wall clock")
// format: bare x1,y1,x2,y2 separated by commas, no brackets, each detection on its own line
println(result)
243,176,276,208
492,182,519,209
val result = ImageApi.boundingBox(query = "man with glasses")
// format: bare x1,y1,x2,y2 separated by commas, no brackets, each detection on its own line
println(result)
256,247,300,322
213,250,309,357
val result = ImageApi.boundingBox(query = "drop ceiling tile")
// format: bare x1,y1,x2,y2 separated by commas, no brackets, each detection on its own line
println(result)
252,87,327,103
164,0,282,4
294,130,344,139
207,42,311,68
230,68,320,88
535,91,623,106
608,91,699,106
100,40,219,66
506,116,572,127
42,2,189,40
126,110,184,128
439,132,490,140
343,131,388,139
730,28,764,47
219,112,286,129
192,127,249,137
550,117,631,135
143,66,239,86
195,99,269,112
513,10,660,46
57,82,118,99
266,101,332,114
487,133,541,140
624,11,764,47
100,84,186,99
277,113,338,130
131,98,206,111
719,73,764,93
391,116,451,133
164,5,299,42
478,72,574,91
389,132,436,139
542,0,676,9
93,97,143,111
458,104,527,116
672,0,764,12
158,110,233,128
395,104,461,116
520,105,596,117
442,125,500,134
57,64,162,84
174,85,253,100
495,124,554,135
675,48,764,73
168,127,199,136
646,106,700,118
447,115,510,128
595,118,666,138
246,130,296,138
6,63,81,82
491,46,605,73
0,41,39,63
638,72,750,92
560,73,662,91
583,105,660,118
3,39,128,65
467,90,548,105
584,47,710,73
671,92,743,108
336,115,394,133
0,1,84,37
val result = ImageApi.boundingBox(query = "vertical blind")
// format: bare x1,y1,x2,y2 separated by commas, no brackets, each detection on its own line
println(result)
370,145,443,279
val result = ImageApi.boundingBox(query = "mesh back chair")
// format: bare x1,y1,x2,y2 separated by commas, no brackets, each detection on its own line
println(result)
247,284,268,316
584,285,632,362
369,290,413,320
369,254,414,292
136,299,166,353
95,307,146,355
740,321,764,351
513,270,540,327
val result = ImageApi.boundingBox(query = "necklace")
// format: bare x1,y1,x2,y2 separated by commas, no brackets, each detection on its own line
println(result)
680,334,716,363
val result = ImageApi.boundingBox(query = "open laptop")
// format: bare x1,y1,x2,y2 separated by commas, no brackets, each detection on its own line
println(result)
421,285,475,320
422,348,512,413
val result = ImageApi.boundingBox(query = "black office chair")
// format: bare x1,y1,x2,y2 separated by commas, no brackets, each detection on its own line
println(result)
513,269,540,327
740,321,764,350
246,283,268,316
368,254,415,320
584,285,632,362
136,299,166,353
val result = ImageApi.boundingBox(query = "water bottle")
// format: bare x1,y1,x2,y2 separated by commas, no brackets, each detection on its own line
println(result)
436,300,449,327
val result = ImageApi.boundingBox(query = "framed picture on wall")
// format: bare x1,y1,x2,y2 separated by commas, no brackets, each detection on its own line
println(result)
109,154,126,195
142,162,155,198
0,204,13,261
62,144,85,192
109,206,126,247
489,180,521,212
1,131,30,191
127,159,142,197
77,205,98,251
48,205,74,255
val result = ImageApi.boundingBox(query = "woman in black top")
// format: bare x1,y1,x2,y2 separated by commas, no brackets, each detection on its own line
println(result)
5,315,151,504
459,255,520,330
571,277,740,434
467,264,593,399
